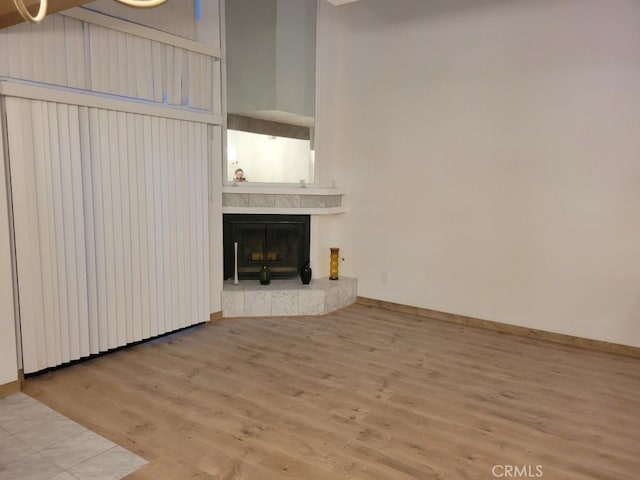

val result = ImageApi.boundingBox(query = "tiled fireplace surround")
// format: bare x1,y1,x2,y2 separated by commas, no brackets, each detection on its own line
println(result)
221,186,357,317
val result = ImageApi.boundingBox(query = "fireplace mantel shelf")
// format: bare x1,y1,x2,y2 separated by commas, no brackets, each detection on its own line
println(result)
221,186,346,215
222,186,346,195
222,206,346,215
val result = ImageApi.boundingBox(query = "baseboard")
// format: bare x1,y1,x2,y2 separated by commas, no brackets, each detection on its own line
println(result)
210,311,223,322
0,379,21,398
357,296,640,359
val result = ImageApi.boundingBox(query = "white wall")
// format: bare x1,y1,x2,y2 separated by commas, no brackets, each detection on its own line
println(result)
0,126,18,385
316,0,640,346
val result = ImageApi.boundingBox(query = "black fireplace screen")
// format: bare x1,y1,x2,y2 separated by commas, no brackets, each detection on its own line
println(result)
223,214,311,280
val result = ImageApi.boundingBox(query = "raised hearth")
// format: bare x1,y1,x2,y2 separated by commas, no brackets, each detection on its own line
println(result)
222,277,357,317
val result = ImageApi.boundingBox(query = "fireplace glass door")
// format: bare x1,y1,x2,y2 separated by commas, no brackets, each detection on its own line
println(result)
223,214,310,280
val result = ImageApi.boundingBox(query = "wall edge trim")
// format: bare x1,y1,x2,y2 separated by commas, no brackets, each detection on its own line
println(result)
0,379,20,398
357,296,640,359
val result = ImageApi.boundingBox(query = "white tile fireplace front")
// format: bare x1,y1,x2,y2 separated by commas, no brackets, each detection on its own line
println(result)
222,277,357,318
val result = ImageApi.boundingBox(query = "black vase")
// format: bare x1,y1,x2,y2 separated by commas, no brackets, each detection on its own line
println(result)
300,262,312,284
259,265,271,285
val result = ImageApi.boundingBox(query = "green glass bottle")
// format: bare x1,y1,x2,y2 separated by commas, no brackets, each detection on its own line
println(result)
259,265,271,285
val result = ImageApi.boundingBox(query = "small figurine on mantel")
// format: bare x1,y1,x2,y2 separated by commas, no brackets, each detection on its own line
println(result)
234,168,247,183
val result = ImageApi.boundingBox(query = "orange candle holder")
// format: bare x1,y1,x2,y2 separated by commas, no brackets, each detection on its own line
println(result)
329,247,340,280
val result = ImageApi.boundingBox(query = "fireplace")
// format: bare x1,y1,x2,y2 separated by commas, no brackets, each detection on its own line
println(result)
223,214,311,280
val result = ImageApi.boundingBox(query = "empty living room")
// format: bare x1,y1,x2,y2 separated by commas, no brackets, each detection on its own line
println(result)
0,0,638,479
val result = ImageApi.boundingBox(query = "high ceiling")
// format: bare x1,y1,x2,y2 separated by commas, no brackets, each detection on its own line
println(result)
0,0,91,28
1,0,361,31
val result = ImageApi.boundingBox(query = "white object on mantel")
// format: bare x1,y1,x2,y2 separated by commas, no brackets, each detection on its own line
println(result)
234,242,239,285
324,0,360,5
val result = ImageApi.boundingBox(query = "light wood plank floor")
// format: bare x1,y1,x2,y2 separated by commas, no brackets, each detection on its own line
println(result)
23,304,640,480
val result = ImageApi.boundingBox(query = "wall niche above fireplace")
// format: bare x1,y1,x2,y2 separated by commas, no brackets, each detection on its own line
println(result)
223,214,310,280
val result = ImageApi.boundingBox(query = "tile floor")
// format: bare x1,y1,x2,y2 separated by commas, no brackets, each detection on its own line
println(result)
0,393,146,480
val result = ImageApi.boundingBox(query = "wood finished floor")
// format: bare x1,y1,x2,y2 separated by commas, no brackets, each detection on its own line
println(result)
23,304,640,480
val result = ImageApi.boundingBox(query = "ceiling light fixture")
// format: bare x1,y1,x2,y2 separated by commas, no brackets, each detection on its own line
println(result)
112,0,169,8
11,0,169,24
11,0,47,23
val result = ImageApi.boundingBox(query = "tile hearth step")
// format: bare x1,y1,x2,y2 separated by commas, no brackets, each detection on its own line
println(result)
222,277,357,317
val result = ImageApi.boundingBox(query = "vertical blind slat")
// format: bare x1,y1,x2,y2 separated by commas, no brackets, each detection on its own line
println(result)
56,103,80,363
164,45,173,104
39,101,60,368
79,106,100,355
98,109,117,349
163,117,175,332
65,17,86,89
204,125,213,317
107,109,126,347
68,105,90,358
52,15,67,85
141,115,155,340
151,42,163,103
31,101,56,369
28,22,39,82
175,121,186,330
194,123,203,322
183,122,193,329
188,122,198,326
117,111,134,344
47,102,68,365
89,108,109,353
151,115,164,337
7,99,44,373
108,29,120,96
127,113,142,343
169,120,179,332
88,25,101,93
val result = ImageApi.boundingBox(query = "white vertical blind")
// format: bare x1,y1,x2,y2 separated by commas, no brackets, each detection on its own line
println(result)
0,14,217,112
5,98,210,374
0,16,87,88
86,23,215,110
